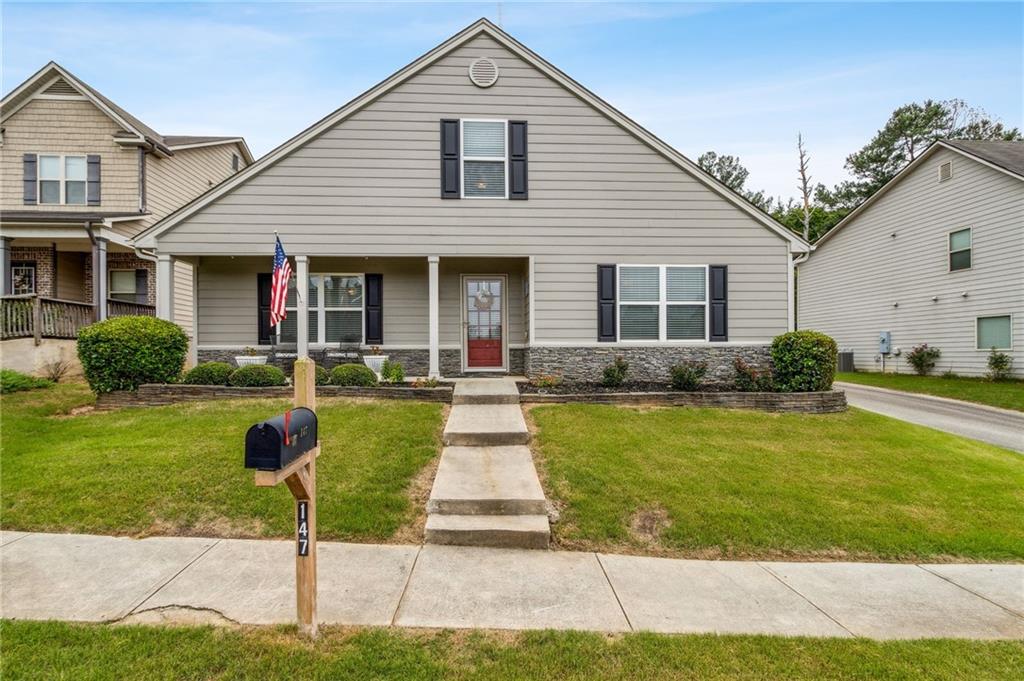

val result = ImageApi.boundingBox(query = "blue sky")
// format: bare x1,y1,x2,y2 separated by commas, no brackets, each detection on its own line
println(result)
3,2,1021,200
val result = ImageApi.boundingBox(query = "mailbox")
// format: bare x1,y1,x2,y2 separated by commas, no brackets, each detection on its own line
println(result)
245,407,318,471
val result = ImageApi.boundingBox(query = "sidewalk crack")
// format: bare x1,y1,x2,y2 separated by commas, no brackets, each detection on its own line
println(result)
916,564,1024,619
757,562,856,637
390,544,423,627
123,539,222,618
595,553,634,632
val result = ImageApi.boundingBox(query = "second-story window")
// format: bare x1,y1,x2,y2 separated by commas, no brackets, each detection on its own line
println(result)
462,119,507,198
949,227,972,271
38,154,87,205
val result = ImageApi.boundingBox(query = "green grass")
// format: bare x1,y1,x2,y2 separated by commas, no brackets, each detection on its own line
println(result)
531,404,1024,561
0,382,442,540
836,371,1024,412
4,621,1022,681
0,368,53,394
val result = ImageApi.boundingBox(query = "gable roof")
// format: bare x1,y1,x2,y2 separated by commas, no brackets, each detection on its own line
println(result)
136,18,808,252
164,136,254,163
812,139,1024,251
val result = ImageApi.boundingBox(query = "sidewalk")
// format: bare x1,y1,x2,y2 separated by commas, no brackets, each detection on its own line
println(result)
2,531,1022,639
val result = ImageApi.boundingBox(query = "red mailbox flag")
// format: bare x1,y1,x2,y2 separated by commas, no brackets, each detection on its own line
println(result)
283,409,291,446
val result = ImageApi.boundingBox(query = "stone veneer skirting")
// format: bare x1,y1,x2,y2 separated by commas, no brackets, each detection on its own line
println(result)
520,390,847,413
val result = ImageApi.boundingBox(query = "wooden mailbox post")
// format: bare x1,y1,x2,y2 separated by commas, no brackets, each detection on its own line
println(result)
253,357,320,638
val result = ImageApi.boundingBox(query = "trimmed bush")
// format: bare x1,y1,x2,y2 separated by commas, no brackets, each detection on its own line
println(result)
770,331,837,392
77,316,189,393
670,362,707,391
734,357,774,392
602,356,629,388
182,362,234,386
331,363,378,387
228,364,288,387
315,365,331,386
907,343,941,376
381,360,405,384
0,369,52,394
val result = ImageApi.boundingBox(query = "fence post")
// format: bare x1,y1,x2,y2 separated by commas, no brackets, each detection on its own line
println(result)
32,296,42,346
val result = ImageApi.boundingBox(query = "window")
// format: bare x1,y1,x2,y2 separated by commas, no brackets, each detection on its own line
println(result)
618,265,707,341
279,274,364,345
109,270,140,302
11,262,35,294
38,154,87,205
949,228,971,271
977,315,1012,350
939,160,953,182
461,119,506,198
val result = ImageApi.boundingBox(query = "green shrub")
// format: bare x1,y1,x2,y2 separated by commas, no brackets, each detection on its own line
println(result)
315,365,331,386
602,356,629,388
669,362,706,391
987,349,1013,382
906,343,941,376
228,364,288,387
733,357,774,392
77,316,189,393
380,360,405,384
0,369,53,394
182,362,234,386
330,363,378,387
770,331,837,392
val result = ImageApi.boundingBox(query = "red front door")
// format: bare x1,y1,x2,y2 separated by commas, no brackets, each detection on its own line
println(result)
465,277,504,369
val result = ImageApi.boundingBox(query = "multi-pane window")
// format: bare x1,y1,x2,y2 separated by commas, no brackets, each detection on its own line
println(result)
618,265,708,341
109,270,140,302
11,263,35,294
462,119,507,198
977,315,1012,350
949,228,972,271
280,274,364,345
38,154,87,205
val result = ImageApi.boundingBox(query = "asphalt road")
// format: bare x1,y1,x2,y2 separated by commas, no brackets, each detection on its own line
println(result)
836,382,1023,453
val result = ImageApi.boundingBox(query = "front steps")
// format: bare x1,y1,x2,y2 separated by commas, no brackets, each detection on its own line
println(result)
427,380,550,549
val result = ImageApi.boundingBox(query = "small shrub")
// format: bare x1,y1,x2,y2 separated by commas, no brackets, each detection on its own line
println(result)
987,349,1013,382
77,316,189,393
43,359,71,383
906,343,941,376
770,330,838,392
228,364,288,387
182,362,234,386
941,369,959,379
602,356,629,388
331,363,378,387
670,362,707,391
733,357,774,392
315,365,331,386
412,377,440,388
532,373,563,389
0,369,52,394
380,360,405,384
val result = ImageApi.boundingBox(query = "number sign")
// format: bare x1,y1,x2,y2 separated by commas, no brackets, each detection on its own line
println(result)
297,500,310,556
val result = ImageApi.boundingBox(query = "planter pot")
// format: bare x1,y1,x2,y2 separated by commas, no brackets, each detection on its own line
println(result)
362,354,389,377
235,355,268,367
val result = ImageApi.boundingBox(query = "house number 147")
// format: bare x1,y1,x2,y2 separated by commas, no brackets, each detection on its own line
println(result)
297,501,309,556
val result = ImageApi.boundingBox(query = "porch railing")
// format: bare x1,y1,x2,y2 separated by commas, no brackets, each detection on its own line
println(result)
1,295,95,344
107,299,156,318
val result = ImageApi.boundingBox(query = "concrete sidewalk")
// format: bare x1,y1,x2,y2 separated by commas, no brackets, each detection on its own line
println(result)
2,531,1022,639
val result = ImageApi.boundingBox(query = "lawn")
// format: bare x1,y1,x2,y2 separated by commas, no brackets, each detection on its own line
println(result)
4,621,1022,681
0,382,443,541
836,371,1024,412
530,404,1024,562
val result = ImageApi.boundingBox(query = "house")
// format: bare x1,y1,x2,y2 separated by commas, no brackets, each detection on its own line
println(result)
798,140,1023,378
135,19,808,380
0,62,253,373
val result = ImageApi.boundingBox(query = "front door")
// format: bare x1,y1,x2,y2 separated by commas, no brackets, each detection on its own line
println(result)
463,276,505,371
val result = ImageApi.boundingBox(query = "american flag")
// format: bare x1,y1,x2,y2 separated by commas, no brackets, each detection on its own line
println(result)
270,235,291,328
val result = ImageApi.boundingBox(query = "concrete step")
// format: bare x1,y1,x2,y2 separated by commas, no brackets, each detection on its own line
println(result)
425,514,550,550
452,379,521,405
427,446,546,516
442,405,530,446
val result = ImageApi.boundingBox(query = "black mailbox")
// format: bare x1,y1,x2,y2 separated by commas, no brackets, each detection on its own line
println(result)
245,407,318,471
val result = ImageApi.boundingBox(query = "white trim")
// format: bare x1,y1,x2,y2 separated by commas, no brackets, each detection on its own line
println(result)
295,255,309,358
461,274,509,372
108,267,139,301
134,20,809,252
459,118,508,199
33,93,88,101
975,314,1013,351
166,138,255,164
155,254,173,320
282,272,365,346
616,264,709,342
947,226,972,273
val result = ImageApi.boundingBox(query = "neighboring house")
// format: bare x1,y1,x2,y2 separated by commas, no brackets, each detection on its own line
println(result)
136,19,808,379
0,62,253,373
798,140,1023,378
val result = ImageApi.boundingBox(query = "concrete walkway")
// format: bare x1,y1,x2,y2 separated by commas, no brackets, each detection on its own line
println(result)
3,531,1022,639
836,382,1024,452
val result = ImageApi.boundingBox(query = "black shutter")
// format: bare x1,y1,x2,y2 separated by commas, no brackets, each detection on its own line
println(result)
257,273,273,345
709,265,728,342
597,264,616,342
135,269,148,305
508,120,528,199
365,273,383,344
87,155,101,205
23,154,37,205
440,119,460,199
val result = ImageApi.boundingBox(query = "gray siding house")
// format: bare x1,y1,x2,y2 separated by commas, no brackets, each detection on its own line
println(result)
136,19,808,379
798,140,1023,378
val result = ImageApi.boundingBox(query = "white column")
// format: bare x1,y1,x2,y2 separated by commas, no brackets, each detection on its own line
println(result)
428,256,440,378
527,256,536,345
295,255,309,359
156,254,173,320
93,238,108,320
190,258,200,366
0,237,12,296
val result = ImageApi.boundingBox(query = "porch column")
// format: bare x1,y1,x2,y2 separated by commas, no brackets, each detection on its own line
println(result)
156,254,174,320
295,255,309,358
428,255,440,378
0,237,12,296
92,237,108,320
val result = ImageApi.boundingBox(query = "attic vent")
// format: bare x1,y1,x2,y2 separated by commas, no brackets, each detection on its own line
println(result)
43,78,78,96
468,57,499,88
938,160,953,182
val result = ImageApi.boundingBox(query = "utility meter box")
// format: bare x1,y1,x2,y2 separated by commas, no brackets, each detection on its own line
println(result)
245,407,318,471
878,331,892,355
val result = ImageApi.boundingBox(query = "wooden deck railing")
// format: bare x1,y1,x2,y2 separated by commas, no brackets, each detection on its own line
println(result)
1,295,96,344
107,299,156,318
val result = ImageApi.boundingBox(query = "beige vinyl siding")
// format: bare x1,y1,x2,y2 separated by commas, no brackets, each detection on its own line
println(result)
173,259,195,337
0,98,139,213
798,147,1024,377
55,252,87,301
157,34,791,344
143,143,246,230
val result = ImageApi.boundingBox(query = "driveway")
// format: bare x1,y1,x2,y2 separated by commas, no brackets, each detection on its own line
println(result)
836,382,1024,453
